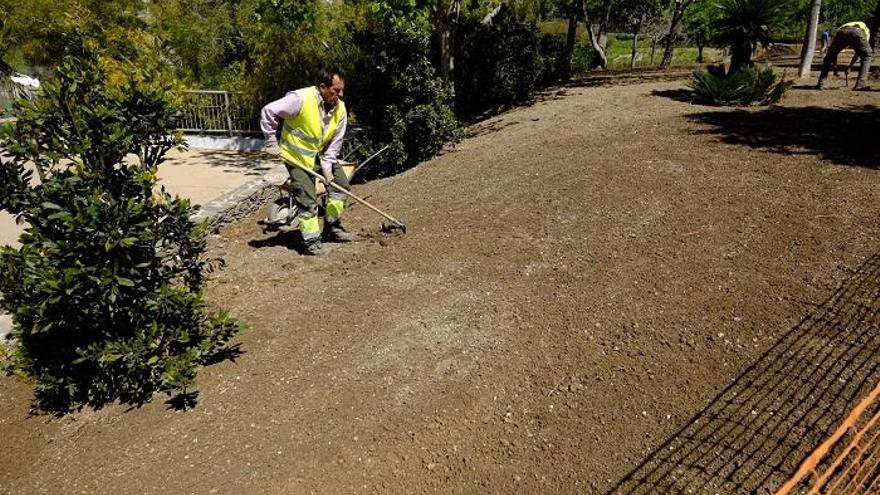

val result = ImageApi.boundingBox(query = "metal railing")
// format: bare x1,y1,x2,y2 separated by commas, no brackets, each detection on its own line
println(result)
179,90,261,136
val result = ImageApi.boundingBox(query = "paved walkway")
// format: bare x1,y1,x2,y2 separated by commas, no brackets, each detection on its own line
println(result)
0,148,282,248
0,148,282,339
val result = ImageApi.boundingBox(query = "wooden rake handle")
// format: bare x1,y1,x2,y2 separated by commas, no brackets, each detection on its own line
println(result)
291,161,406,230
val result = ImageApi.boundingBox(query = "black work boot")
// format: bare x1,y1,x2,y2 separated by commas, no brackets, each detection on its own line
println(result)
323,220,354,243
302,240,328,256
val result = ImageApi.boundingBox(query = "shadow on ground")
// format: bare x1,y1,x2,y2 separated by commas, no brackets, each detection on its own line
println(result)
185,150,274,176
651,88,696,104
688,105,880,169
248,230,316,256
609,254,880,494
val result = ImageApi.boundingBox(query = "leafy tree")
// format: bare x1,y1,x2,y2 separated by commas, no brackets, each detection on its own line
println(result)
149,0,249,88
684,0,716,63
348,5,460,178
562,0,583,77
713,0,792,72
582,0,617,69
0,0,156,71
660,0,697,69
455,5,545,116
238,0,354,105
0,49,242,412
874,0,880,51
417,0,463,83
620,0,665,67
823,0,875,29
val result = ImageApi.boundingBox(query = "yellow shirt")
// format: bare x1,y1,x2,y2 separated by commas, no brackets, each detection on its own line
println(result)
840,21,870,41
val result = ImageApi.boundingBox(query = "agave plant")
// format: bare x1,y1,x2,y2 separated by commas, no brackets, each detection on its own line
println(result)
713,0,792,73
690,64,792,105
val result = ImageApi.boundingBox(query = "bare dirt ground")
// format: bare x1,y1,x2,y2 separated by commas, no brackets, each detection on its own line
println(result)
1,78,879,494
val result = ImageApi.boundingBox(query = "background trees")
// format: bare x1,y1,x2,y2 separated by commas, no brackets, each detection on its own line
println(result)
714,0,792,72
8,0,877,175
347,3,460,178
684,0,715,63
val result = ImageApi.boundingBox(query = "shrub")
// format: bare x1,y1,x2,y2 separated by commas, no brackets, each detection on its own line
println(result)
0,52,242,412
454,8,544,117
348,8,460,179
537,32,569,87
689,64,792,106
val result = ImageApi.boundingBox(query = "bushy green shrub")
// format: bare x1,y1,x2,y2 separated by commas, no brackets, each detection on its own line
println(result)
348,8,460,179
689,64,792,106
537,32,570,87
454,8,544,117
0,52,242,412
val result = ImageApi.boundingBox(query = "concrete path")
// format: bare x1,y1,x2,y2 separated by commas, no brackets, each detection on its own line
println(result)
0,148,281,248
0,147,282,339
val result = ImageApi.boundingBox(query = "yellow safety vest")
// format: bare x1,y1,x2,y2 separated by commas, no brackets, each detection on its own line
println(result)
840,21,870,41
278,86,346,171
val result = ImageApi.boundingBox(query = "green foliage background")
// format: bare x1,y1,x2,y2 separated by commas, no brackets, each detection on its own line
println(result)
1,0,877,173
348,4,461,178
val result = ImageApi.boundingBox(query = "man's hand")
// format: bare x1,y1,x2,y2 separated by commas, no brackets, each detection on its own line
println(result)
263,141,280,157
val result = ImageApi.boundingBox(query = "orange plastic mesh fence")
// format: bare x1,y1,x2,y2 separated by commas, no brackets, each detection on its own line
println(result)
775,381,880,495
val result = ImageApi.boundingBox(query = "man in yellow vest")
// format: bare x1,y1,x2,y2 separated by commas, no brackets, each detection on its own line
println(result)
817,21,873,90
260,67,352,255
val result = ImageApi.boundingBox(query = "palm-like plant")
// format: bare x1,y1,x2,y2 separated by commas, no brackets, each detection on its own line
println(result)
713,0,791,73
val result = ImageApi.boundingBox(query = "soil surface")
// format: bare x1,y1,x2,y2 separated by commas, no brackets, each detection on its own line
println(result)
2,78,879,494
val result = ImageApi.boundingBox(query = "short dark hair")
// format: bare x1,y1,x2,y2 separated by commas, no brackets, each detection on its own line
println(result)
316,67,345,87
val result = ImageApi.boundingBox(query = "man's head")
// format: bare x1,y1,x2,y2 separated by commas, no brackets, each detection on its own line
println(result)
316,67,345,107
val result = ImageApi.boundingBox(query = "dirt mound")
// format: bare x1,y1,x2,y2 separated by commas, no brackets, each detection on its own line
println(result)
1,80,878,494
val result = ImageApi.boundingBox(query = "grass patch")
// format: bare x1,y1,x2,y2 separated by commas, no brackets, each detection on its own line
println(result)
538,22,721,69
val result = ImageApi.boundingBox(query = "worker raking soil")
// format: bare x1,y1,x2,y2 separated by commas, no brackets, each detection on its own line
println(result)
817,20,873,91
259,67,405,256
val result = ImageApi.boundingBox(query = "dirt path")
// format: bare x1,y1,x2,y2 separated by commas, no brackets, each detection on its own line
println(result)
1,80,878,494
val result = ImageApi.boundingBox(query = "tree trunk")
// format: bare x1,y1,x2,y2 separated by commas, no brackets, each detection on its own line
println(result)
697,43,704,63
798,0,822,78
438,1,461,84
729,39,753,73
631,20,642,69
481,4,503,24
660,0,693,69
650,38,657,65
872,0,880,52
583,2,609,69
563,0,582,78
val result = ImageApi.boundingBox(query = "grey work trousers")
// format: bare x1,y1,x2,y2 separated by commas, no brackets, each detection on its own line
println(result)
817,27,873,89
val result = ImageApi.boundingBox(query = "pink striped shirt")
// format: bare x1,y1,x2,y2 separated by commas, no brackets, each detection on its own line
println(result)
260,89,348,175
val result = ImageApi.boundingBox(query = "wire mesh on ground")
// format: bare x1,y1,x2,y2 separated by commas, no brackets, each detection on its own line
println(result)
610,253,880,494
179,90,260,136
